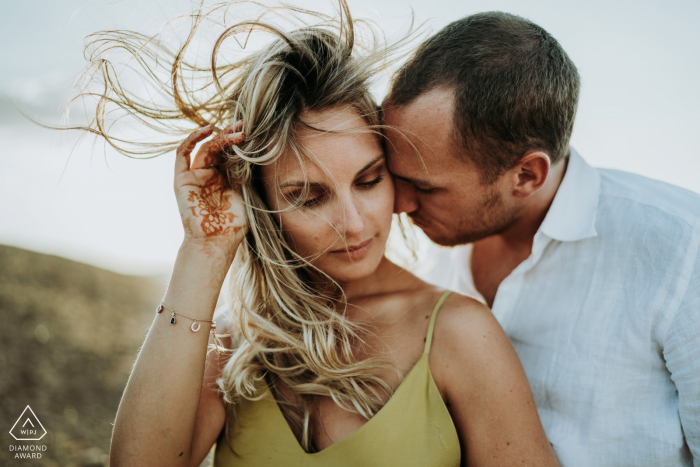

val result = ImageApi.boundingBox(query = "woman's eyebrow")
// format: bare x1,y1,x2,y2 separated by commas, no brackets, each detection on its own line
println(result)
279,181,325,189
279,154,384,189
355,154,385,177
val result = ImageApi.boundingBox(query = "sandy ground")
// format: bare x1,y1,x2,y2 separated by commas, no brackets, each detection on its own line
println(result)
0,243,218,467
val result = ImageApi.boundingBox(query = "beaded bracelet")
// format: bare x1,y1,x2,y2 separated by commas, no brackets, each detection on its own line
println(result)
156,303,222,358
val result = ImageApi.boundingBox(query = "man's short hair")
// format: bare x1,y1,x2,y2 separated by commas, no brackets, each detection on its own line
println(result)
386,12,580,183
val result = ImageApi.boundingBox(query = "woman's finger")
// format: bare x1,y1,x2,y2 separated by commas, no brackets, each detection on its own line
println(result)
175,125,213,175
214,120,243,140
191,131,245,170
221,122,238,135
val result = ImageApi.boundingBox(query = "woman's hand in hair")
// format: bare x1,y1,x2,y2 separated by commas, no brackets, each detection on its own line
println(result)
174,121,247,254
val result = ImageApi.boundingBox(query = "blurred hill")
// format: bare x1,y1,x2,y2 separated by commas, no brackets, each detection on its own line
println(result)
0,244,216,466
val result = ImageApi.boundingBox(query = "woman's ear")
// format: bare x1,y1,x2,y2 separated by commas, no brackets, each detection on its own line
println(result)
511,151,550,198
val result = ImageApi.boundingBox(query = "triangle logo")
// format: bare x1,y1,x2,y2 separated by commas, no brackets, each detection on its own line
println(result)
9,406,47,441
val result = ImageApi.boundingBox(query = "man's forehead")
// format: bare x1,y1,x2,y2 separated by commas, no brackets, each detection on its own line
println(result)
382,88,473,186
385,87,455,126
387,91,455,152
386,92,455,154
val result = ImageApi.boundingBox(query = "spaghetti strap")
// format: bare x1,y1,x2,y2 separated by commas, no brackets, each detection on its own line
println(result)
423,290,453,354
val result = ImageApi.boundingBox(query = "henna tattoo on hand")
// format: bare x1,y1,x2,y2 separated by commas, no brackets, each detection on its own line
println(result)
186,174,243,238
176,124,247,243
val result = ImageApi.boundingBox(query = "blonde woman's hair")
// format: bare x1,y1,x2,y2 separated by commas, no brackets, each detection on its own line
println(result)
59,0,420,453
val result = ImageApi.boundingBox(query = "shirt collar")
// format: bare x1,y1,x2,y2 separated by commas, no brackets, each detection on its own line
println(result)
539,147,600,242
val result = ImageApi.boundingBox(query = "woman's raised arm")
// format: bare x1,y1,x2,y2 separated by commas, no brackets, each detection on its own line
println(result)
110,123,246,467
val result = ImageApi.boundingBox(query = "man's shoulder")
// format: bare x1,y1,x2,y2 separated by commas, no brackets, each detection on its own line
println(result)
596,168,700,230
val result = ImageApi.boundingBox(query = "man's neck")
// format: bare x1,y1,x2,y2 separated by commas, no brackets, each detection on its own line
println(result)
471,157,569,307
493,156,568,251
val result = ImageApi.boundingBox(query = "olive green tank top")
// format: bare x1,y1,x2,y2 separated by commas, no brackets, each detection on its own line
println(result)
212,290,461,467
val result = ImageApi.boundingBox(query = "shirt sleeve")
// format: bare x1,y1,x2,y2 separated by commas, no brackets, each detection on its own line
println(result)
664,244,700,465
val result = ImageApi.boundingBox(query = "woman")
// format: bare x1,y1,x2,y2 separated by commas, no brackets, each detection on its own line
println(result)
68,1,559,465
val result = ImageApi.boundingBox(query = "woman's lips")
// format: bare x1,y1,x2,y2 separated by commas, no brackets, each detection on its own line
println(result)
329,238,373,261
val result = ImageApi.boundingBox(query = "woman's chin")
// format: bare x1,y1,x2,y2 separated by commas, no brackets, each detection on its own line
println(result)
319,248,385,285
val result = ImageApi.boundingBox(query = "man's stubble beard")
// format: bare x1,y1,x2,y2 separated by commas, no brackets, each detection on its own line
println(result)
419,184,520,247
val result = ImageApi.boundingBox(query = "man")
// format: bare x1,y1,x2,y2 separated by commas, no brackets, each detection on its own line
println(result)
383,11,700,466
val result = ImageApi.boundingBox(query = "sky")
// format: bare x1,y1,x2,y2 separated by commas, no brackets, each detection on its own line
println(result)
1,0,699,277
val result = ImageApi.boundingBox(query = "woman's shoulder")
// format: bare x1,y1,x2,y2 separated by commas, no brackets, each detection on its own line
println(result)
428,290,524,397
388,268,498,344
425,291,558,465
429,291,506,355
434,291,497,336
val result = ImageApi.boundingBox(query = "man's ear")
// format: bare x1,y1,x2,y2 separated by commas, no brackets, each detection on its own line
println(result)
510,151,550,198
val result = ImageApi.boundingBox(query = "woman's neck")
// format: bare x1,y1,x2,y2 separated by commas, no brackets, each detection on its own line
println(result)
338,256,416,302
304,256,422,321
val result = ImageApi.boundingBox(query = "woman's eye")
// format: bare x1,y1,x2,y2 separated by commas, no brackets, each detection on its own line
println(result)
357,175,383,189
302,196,324,208
285,189,327,208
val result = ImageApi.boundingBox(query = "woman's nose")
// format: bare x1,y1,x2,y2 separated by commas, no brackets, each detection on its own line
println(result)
337,197,365,237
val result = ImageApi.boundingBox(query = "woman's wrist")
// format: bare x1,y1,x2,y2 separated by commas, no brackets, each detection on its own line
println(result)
160,238,240,320
179,235,242,263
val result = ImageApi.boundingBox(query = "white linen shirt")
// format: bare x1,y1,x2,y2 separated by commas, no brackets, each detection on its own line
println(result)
414,148,700,466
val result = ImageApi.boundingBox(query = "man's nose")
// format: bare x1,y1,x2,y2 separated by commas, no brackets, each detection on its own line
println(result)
393,179,419,214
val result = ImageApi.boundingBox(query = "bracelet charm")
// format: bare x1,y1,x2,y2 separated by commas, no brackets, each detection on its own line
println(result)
155,302,222,358
156,302,212,332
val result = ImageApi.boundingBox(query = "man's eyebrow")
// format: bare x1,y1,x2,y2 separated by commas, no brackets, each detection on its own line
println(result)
393,174,432,187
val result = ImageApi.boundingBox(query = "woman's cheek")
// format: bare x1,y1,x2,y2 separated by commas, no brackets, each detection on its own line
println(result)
372,178,395,232
280,211,333,259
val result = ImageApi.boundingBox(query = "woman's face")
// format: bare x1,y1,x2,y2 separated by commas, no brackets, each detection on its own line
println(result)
261,107,394,284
